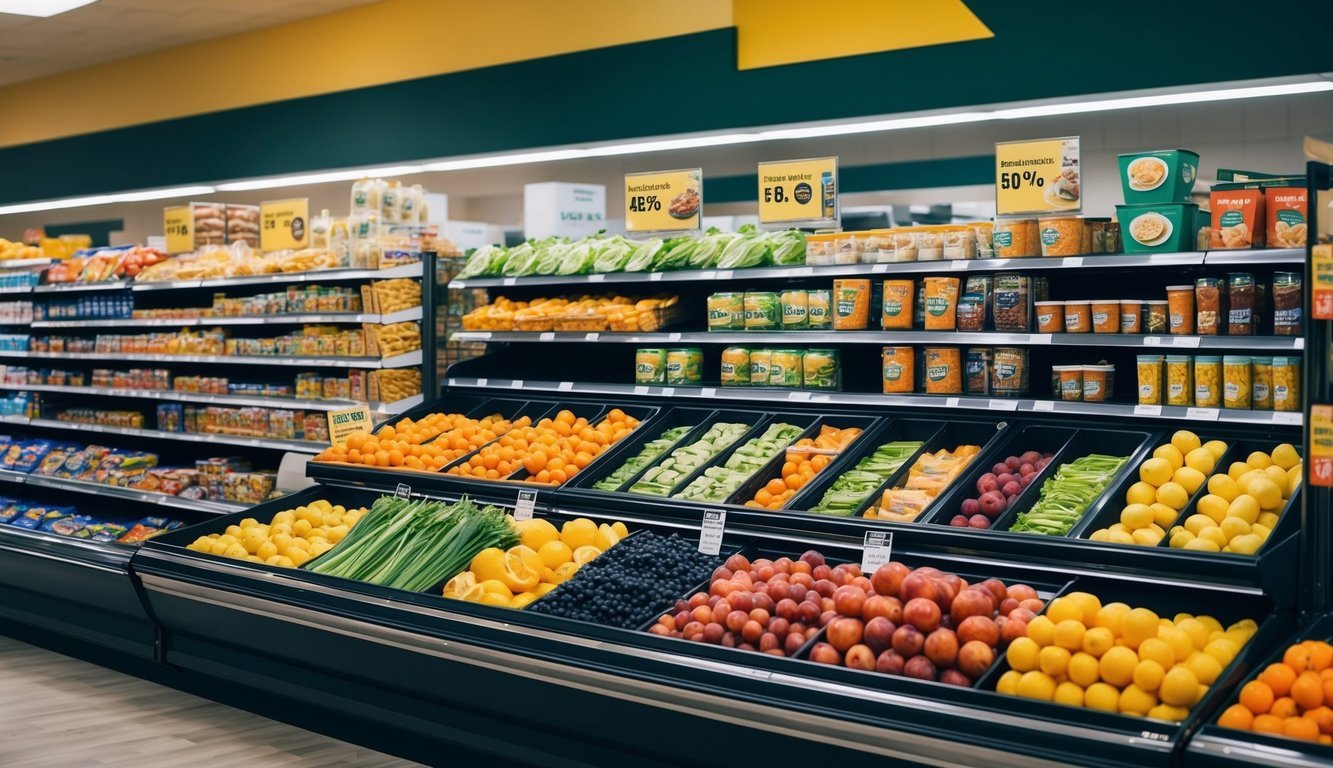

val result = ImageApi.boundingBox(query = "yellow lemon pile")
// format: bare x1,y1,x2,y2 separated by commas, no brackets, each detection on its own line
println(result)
443,517,629,608
997,591,1258,721
1169,443,1302,555
186,499,365,568
1089,431,1225,546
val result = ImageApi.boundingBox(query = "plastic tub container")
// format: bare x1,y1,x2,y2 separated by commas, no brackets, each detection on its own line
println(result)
1035,301,1064,333
1091,301,1120,334
1064,300,1091,333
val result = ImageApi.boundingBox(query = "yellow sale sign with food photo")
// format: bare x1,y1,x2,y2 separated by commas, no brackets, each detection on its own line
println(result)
758,157,838,225
624,169,701,233
260,198,310,252
995,137,1082,215
163,206,193,254
327,405,374,447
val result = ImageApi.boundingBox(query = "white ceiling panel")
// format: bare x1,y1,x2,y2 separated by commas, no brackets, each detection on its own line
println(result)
0,0,378,87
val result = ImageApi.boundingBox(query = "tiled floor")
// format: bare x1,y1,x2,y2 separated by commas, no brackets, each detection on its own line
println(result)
0,636,423,767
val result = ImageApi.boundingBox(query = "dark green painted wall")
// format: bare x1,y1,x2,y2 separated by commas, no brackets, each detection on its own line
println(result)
3,1,1332,204
706,156,994,203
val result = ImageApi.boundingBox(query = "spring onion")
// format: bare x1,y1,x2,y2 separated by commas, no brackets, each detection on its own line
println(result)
1008,454,1128,536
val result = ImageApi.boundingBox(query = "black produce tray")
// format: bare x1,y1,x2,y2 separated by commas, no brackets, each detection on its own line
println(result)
618,410,777,500
678,411,827,506
921,423,1081,527
1185,611,1333,768
564,407,733,494
986,426,1157,538
782,417,944,514
723,413,882,509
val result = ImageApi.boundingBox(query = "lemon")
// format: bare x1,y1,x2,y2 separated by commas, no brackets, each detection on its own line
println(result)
1039,645,1071,677
1007,637,1041,672
594,523,622,550
1207,474,1242,502
1159,666,1200,706
514,518,560,551
1197,526,1227,549
1227,496,1260,524
1065,592,1103,624
1132,528,1163,547
187,536,213,552
1169,530,1196,549
1120,504,1154,530
1262,465,1290,494
442,571,478,599
1051,619,1086,652
1153,444,1185,471
1133,659,1166,691
509,545,544,576
1172,467,1206,496
1246,451,1273,470
1195,495,1228,525
1194,615,1222,634
1251,523,1271,540
1183,447,1216,475
1246,478,1283,511
1139,636,1177,668
1270,443,1299,470
554,561,581,582
479,592,511,607
1119,684,1158,715
1085,682,1120,712
1108,523,1128,535
1171,430,1202,455
285,548,310,567
1237,470,1266,496
1147,704,1191,722
1150,502,1179,528
1257,511,1280,529
1068,652,1101,686
1016,671,1057,701
1175,618,1209,650
1288,467,1303,497
572,545,602,565
560,518,599,549
535,582,558,596
1089,528,1111,542
1203,638,1239,667
478,579,513,599
1094,603,1131,635
469,547,509,582
1204,439,1229,460
1108,530,1135,545
1182,514,1213,535
1045,598,1083,625
996,670,1021,696
538,540,574,569
1100,646,1139,687
611,521,630,539
271,510,295,526
1182,537,1221,552
1187,652,1222,685
292,519,313,538
1122,608,1161,649
1126,481,1159,507
1227,462,1251,481
224,525,243,539
1140,458,1173,487
1082,626,1115,657
1155,482,1189,511
1229,534,1263,555
1219,517,1251,541
509,592,538,609
1052,681,1084,707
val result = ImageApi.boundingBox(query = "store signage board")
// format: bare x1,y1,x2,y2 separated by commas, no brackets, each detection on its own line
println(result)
512,489,538,522
163,206,193,254
1311,405,1333,488
1314,244,1333,320
757,156,839,228
260,198,310,252
698,509,725,555
994,137,1082,216
861,530,893,574
326,405,373,446
524,182,606,240
625,168,702,234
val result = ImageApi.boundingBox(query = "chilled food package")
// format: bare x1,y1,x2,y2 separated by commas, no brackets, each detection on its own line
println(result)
628,422,752,497
719,346,750,387
1210,185,1264,248
634,348,666,385
922,277,960,331
880,280,914,330
881,346,914,394
1272,272,1302,336
1194,279,1224,336
192,203,227,246
832,279,870,330
743,292,780,331
1038,216,1084,257
992,274,1031,332
673,422,806,502
1118,149,1199,203
1265,185,1308,247
1117,203,1197,253
991,347,1030,396
802,349,840,390
779,289,808,330
806,289,832,329
966,348,991,395
994,218,1038,258
1063,300,1091,333
1166,285,1195,335
1090,300,1119,334
923,347,962,394
867,444,981,522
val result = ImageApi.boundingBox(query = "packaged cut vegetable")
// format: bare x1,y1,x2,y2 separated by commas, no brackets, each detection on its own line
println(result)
880,280,914,329
832,280,870,330
867,444,980,522
922,277,960,330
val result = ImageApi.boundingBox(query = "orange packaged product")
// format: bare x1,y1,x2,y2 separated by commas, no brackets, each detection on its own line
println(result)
922,277,961,330
1265,186,1308,248
1166,285,1195,335
832,279,871,330
923,347,962,394
881,346,914,393
994,219,1038,258
1210,186,1265,249
880,280,914,329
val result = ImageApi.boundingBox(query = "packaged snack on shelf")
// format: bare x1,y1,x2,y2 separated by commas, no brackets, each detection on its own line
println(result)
719,347,750,387
990,274,1031,332
85,523,129,543
833,279,871,330
743,292,779,330
965,348,991,395
1272,357,1301,412
1194,278,1224,335
994,218,1038,258
802,349,840,390
707,292,744,331
768,349,803,388
921,277,959,331
1227,273,1255,335
1082,364,1114,402
806,289,832,329
1210,185,1264,248
1119,149,1199,203
880,279,914,329
1090,300,1119,334
923,347,962,394
1053,365,1083,401
665,348,703,386
1251,356,1274,410
1145,299,1168,334
225,204,260,247
1223,356,1252,409
48,514,94,537
1165,285,1195,335
1063,300,1091,333
1038,216,1084,257
991,347,1029,396
634,348,666,385
1165,355,1192,406
1272,272,1302,336
33,444,77,476
779,289,808,330
748,349,772,385
1265,184,1307,247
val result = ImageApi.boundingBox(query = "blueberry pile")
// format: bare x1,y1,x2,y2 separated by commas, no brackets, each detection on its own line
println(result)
528,531,721,629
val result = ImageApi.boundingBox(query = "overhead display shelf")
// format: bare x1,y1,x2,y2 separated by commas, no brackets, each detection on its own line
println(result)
31,306,422,329
8,349,422,369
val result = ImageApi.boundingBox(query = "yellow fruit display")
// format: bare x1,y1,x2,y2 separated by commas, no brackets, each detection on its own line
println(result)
445,516,633,608
1162,443,1303,556
185,500,367,568
1090,432,1220,546
994,593,1259,722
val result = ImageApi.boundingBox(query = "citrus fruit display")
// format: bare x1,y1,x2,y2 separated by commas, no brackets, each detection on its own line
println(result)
314,411,528,470
1167,442,1302,555
443,517,631,609
1088,431,1224,545
186,499,366,568
1216,639,1333,745
742,425,863,509
445,408,640,485
994,591,1258,722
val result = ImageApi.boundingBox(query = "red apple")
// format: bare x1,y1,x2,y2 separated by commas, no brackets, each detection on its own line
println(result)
872,562,911,598
703,623,725,644
768,580,791,602
861,595,900,623
809,642,841,665
933,575,961,611
813,579,838,598
775,598,798,622
978,579,1010,605
863,616,896,655
760,632,780,652
999,597,1020,615
811,564,832,581
956,615,1000,647
819,609,838,628
939,668,972,687
727,590,754,614
924,628,960,668
798,600,821,624
876,649,906,675
892,624,925,657
958,640,996,678
949,587,996,626
788,583,809,603
904,597,942,633
799,550,825,568
725,554,751,573
1008,606,1037,624
827,617,864,652
712,566,733,581
784,632,806,655
903,654,937,681
742,620,764,644
833,585,868,617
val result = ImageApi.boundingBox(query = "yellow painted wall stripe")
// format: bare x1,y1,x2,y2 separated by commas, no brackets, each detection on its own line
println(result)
0,0,732,148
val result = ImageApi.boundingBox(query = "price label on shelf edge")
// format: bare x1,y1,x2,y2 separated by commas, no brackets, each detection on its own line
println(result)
513,489,538,521
326,404,373,446
1311,405,1333,488
994,136,1082,216
698,509,726,556
394,483,411,499
163,206,194,254
260,198,310,252
624,168,702,234
861,531,894,575
757,156,838,226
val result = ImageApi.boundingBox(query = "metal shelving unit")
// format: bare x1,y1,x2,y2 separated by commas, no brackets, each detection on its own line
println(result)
19,417,324,453
30,306,421,328
6,349,422,368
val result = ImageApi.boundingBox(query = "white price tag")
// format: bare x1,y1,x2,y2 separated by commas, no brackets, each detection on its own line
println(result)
510,379,524,389
476,331,492,340
1295,338,1305,350
503,277,517,286
701,387,717,398
476,378,488,387
668,333,682,342
452,281,467,289
872,264,888,274
539,332,555,341
945,397,960,408
1272,412,1303,425
1143,336,1163,346
1028,334,1053,344
1172,336,1202,348
794,267,814,276
558,381,574,391
950,259,969,270
649,272,664,281
861,531,894,574
513,489,537,522
1186,407,1220,421
588,274,606,283
662,387,676,397
698,509,726,556
787,391,812,401
716,270,733,280
1032,400,1055,411
1064,257,1084,267
394,483,412,499
701,271,717,280
633,385,650,396
1134,404,1162,416
989,399,1020,411
810,394,830,403
585,332,600,342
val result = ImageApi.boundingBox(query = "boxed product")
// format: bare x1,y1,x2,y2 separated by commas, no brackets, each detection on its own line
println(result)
1118,149,1199,203
1116,203,1198,254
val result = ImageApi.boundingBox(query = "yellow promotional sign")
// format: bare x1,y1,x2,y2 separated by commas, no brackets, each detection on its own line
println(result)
260,198,310,252
1313,243,1333,320
163,206,193,254
624,169,701,233
1312,404,1333,488
995,137,1082,216
758,157,838,225
326,405,373,447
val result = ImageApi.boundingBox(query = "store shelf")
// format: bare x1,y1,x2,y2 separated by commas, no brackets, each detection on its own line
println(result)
0,258,54,269
1202,247,1306,266
24,417,324,452
31,306,421,329
452,329,1304,351
2,383,362,410
32,281,129,294
0,285,34,295
1,263,426,297
0,470,247,514
444,375,1304,427
8,349,418,369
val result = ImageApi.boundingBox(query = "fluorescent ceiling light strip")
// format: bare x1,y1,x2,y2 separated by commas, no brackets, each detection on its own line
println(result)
422,149,586,172
758,112,991,140
112,185,216,203
580,133,757,157
0,0,97,18
994,80,1333,119
215,164,424,192
0,185,215,216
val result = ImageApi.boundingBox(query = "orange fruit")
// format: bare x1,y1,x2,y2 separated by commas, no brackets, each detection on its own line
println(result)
1293,671,1325,711
1285,645,1314,674
1252,714,1284,735
1240,680,1275,715
1307,642,1333,673
1261,663,1297,698
1271,697,1299,719
1218,703,1254,731
1305,706,1333,735
1283,717,1321,742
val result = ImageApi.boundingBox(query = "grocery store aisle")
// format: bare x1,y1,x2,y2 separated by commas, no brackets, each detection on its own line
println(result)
0,636,424,767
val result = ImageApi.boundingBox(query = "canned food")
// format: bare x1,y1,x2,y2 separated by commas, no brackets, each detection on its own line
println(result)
780,290,809,330
635,348,666,385
806,290,832,330
769,349,803,388
666,348,703,385
720,347,751,387
744,292,780,330
802,349,840,390
749,349,772,386
707,293,745,331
